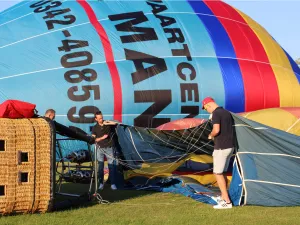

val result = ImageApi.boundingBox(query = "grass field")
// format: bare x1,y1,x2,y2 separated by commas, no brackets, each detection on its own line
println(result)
1,182,300,225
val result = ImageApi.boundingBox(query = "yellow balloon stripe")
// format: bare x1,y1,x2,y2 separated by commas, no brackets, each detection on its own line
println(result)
236,9,300,107
240,108,300,136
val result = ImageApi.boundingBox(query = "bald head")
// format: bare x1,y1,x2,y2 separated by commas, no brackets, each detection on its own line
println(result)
45,109,56,120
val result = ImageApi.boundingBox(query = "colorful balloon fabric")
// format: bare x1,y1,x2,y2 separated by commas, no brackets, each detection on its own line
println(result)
239,107,300,136
0,0,299,132
158,108,300,136
157,118,205,130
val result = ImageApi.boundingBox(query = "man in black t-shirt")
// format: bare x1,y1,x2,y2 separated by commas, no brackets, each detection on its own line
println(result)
202,97,234,209
92,111,118,190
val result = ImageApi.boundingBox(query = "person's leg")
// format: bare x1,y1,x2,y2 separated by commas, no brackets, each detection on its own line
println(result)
215,174,230,203
97,147,105,185
105,147,116,185
213,149,233,203
223,149,234,188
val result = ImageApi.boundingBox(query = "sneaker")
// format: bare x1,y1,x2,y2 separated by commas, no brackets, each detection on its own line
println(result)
213,200,232,209
211,195,222,204
98,183,104,190
111,184,117,190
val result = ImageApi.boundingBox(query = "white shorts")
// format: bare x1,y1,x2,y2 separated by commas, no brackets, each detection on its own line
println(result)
213,148,234,174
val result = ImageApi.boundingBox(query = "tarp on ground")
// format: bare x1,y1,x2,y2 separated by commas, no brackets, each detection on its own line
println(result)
229,114,300,206
54,113,300,206
114,114,300,206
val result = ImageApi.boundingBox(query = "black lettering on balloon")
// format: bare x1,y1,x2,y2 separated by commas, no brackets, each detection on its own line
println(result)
61,51,92,68
147,0,163,3
58,39,89,52
172,44,192,61
164,28,185,43
34,1,62,13
146,1,176,27
125,49,167,84
108,11,158,43
68,85,100,102
155,15,176,28
43,8,71,19
45,15,76,30
180,83,199,102
64,69,97,83
30,0,51,8
181,106,199,118
146,1,167,14
177,62,196,81
134,90,172,128
68,106,100,123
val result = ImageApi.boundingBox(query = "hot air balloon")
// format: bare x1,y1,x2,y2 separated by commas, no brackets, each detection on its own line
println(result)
2,1,300,214
0,0,299,133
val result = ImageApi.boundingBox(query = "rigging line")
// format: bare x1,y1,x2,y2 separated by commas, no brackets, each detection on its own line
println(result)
121,128,184,163
99,150,182,174
286,118,300,132
148,128,212,160
128,128,145,162
99,132,213,172
186,123,209,151
58,127,213,172
187,122,213,152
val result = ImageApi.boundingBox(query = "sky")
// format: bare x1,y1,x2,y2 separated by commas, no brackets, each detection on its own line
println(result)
0,0,299,60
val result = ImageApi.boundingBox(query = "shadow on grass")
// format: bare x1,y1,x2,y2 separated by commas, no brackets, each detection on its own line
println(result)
53,182,156,212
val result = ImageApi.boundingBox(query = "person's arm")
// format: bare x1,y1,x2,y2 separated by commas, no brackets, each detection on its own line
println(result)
103,120,119,125
92,126,108,143
209,124,220,139
209,112,221,139
95,134,108,143
91,126,96,139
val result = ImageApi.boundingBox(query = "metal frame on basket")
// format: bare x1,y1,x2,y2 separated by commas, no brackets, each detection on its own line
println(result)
55,138,109,204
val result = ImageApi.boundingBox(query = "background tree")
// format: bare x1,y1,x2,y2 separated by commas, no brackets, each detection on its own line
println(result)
296,58,300,65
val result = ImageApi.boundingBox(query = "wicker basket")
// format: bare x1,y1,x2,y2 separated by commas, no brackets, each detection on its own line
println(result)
0,118,54,215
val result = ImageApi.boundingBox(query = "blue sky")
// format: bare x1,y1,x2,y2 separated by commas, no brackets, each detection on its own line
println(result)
225,0,299,60
0,0,299,59
0,1,19,11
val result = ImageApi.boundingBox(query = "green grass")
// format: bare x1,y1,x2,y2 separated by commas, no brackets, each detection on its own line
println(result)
1,182,300,225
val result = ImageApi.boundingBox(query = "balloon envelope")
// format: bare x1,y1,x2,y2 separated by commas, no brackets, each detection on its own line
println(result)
0,0,299,131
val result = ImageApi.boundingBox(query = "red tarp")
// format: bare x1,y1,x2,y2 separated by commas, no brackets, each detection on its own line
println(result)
0,100,36,119
157,118,206,130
